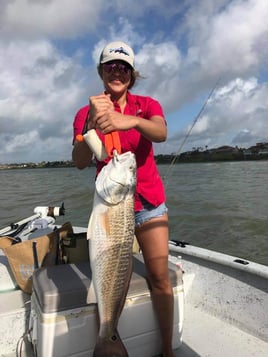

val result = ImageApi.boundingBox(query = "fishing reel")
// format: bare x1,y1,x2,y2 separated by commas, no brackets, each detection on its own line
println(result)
34,202,65,218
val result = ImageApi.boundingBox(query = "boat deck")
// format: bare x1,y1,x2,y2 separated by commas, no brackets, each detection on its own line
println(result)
174,295,268,357
1,303,267,357
170,250,268,357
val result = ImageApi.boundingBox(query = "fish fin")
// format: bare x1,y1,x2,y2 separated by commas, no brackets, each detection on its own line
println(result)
87,210,94,240
87,281,97,304
93,331,128,357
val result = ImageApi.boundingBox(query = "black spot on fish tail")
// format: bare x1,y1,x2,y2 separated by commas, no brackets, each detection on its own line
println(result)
93,331,129,357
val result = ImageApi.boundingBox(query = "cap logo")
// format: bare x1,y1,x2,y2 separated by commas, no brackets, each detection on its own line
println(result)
109,47,130,57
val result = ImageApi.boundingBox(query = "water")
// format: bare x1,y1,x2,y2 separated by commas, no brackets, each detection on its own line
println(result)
0,161,267,265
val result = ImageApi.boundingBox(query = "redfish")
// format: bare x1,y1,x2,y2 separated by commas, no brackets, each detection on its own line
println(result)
88,150,136,357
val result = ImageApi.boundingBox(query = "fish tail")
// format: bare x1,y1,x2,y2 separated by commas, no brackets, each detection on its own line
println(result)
93,331,129,357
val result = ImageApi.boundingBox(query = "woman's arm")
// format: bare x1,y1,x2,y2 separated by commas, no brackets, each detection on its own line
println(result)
96,111,167,143
133,115,167,142
72,98,101,170
72,140,93,169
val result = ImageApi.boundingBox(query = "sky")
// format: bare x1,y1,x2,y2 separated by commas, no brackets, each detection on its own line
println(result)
0,0,268,164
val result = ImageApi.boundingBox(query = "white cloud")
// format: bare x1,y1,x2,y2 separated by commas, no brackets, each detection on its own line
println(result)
0,39,94,162
0,0,268,162
203,0,268,73
179,0,268,87
0,0,105,39
134,42,182,104
4,131,38,154
185,77,268,149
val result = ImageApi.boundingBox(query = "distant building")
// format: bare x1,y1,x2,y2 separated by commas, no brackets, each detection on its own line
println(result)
208,145,238,153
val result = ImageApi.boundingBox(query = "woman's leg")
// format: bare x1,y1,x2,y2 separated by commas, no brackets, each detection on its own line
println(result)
135,213,175,357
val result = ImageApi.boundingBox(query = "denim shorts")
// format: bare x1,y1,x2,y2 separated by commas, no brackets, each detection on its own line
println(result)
135,198,168,227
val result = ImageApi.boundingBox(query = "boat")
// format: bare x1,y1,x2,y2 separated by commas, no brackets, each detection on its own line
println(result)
0,205,267,357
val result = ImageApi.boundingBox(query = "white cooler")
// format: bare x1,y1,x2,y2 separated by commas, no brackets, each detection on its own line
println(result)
30,255,184,357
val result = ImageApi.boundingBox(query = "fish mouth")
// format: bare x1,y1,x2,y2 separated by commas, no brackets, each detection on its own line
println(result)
95,151,136,204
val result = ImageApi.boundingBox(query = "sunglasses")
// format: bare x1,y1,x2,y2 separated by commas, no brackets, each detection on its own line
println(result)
103,62,131,74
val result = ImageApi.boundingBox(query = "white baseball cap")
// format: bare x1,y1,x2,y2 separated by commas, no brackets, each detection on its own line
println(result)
99,41,135,69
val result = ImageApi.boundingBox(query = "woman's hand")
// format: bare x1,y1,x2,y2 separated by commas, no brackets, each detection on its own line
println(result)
89,93,114,129
90,93,137,134
96,110,137,134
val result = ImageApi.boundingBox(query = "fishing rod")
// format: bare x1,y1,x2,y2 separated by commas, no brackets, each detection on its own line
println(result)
0,203,65,236
163,78,221,186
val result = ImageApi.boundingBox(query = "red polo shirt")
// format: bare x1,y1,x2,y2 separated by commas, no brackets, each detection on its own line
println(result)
73,91,166,211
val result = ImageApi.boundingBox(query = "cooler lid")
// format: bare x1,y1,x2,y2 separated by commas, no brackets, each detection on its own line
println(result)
32,254,182,313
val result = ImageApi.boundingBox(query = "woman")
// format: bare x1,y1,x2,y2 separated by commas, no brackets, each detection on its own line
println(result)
72,41,175,357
